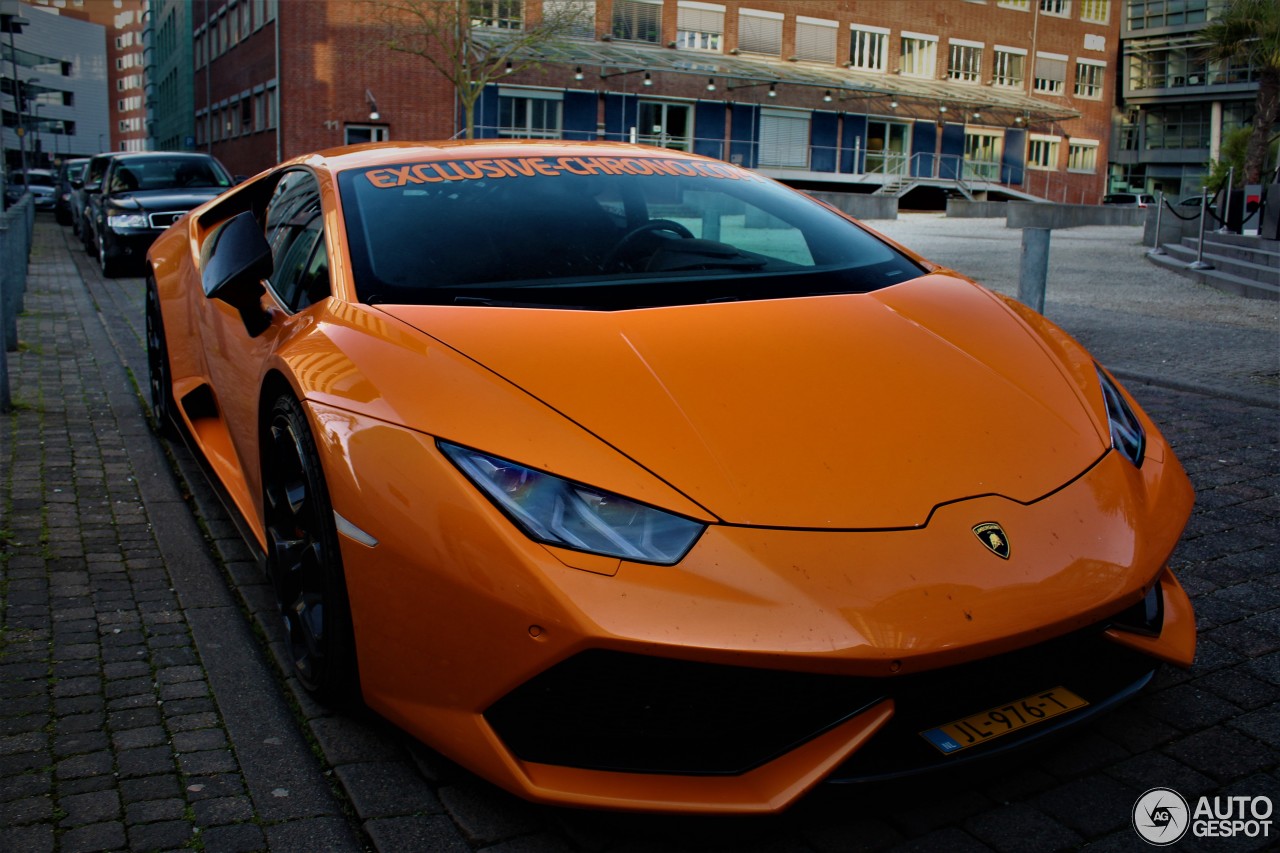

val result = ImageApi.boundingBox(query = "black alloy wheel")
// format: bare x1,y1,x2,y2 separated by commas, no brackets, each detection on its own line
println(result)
144,278,175,436
263,394,359,704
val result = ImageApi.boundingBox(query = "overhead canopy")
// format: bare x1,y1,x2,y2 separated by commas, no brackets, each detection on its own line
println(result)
477,32,1081,128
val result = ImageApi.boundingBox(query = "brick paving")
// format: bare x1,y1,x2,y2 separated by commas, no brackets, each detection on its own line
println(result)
1,215,1277,852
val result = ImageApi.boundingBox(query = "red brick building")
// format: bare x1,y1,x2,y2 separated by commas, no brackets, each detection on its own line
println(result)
196,0,1119,203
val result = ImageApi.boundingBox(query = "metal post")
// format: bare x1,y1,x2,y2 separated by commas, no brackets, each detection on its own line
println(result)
1017,227,1050,314
0,217,9,413
1217,166,1233,234
1147,190,1167,255
1190,187,1214,270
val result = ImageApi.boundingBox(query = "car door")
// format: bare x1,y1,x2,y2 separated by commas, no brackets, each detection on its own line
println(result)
196,168,331,517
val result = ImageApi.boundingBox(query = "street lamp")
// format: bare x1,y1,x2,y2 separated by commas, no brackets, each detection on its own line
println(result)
19,76,38,168
30,101,42,167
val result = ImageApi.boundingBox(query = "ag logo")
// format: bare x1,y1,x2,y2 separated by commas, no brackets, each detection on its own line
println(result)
1133,787,1190,845
972,522,1010,559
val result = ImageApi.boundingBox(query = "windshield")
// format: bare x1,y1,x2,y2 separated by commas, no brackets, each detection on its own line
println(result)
337,154,924,310
110,157,233,193
16,172,55,188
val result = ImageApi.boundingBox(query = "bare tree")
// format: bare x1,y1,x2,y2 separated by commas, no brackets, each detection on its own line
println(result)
369,0,590,139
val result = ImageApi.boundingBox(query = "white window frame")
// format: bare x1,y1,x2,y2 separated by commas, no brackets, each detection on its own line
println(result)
675,1,724,52
1074,58,1106,99
794,16,837,64
992,45,1026,87
849,24,889,73
948,39,984,83
1027,134,1060,170
1079,0,1109,23
1039,0,1070,16
758,108,810,169
344,124,390,145
543,0,594,39
498,87,564,139
900,32,939,79
1067,138,1099,173
1033,51,1067,95
470,0,524,30
998,0,1030,9
737,8,782,57
612,0,662,44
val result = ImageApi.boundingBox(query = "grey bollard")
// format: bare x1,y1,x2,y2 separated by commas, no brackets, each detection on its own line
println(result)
1017,227,1050,314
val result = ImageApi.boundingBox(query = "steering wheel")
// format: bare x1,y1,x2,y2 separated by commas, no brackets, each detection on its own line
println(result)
603,219,695,270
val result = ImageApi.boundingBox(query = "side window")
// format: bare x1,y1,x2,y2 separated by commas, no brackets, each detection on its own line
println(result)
263,170,330,311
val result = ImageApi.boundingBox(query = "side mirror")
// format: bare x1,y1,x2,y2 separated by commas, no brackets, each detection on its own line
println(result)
202,210,274,337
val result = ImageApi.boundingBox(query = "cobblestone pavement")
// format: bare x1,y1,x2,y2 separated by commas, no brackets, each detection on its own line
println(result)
1,216,1277,853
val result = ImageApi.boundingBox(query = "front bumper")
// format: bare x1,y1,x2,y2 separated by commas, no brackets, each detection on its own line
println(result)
314,403,1195,813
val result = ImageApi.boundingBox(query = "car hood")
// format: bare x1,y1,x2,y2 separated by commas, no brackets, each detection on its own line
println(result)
106,187,226,212
377,274,1109,529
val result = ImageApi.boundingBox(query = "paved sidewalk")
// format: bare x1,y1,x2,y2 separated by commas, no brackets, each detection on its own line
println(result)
2,215,1278,853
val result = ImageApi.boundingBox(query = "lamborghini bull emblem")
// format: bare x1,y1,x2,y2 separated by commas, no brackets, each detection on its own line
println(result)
973,522,1011,559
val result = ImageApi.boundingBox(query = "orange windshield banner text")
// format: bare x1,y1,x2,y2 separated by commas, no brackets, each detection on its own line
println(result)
362,156,765,188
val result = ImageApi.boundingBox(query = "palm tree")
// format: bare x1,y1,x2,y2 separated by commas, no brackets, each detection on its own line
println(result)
1202,0,1280,185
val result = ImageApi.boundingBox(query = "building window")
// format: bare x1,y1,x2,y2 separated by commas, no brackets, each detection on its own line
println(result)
543,0,594,39
612,0,661,43
637,101,691,150
240,98,252,134
1074,60,1105,98
849,25,889,73
229,2,240,44
267,85,278,128
345,125,389,144
1067,140,1099,172
948,40,983,83
1039,0,1070,16
1027,135,1060,169
470,0,523,30
498,90,563,138
900,33,938,78
992,46,1026,87
794,16,837,63
1143,103,1211,151
1126,0,1208,30
675,2,723,52
738,8,782,56
964,130,1003,180
1079,0,1109,23
241,0,251,34
1033,52,1067,94
758,109,809,168
998,0,1030,9
255,91,265,131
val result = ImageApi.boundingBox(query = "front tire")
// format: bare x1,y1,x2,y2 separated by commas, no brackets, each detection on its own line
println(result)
99,234,120,278
263,394,359,705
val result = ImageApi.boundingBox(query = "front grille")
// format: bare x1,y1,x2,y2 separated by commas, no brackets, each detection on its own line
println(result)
148,211,187,229
486,599,1166,779
485,650,884,776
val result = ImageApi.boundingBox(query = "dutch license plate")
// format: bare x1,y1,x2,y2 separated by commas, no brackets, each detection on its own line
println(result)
920,686,1089,754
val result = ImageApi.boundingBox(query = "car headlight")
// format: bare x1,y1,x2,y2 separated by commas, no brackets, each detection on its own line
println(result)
107,212,150,229
1097,366,1145,467
439,441,705,565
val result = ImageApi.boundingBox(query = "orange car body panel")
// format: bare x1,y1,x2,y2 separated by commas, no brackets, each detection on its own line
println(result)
146,141,1197,813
